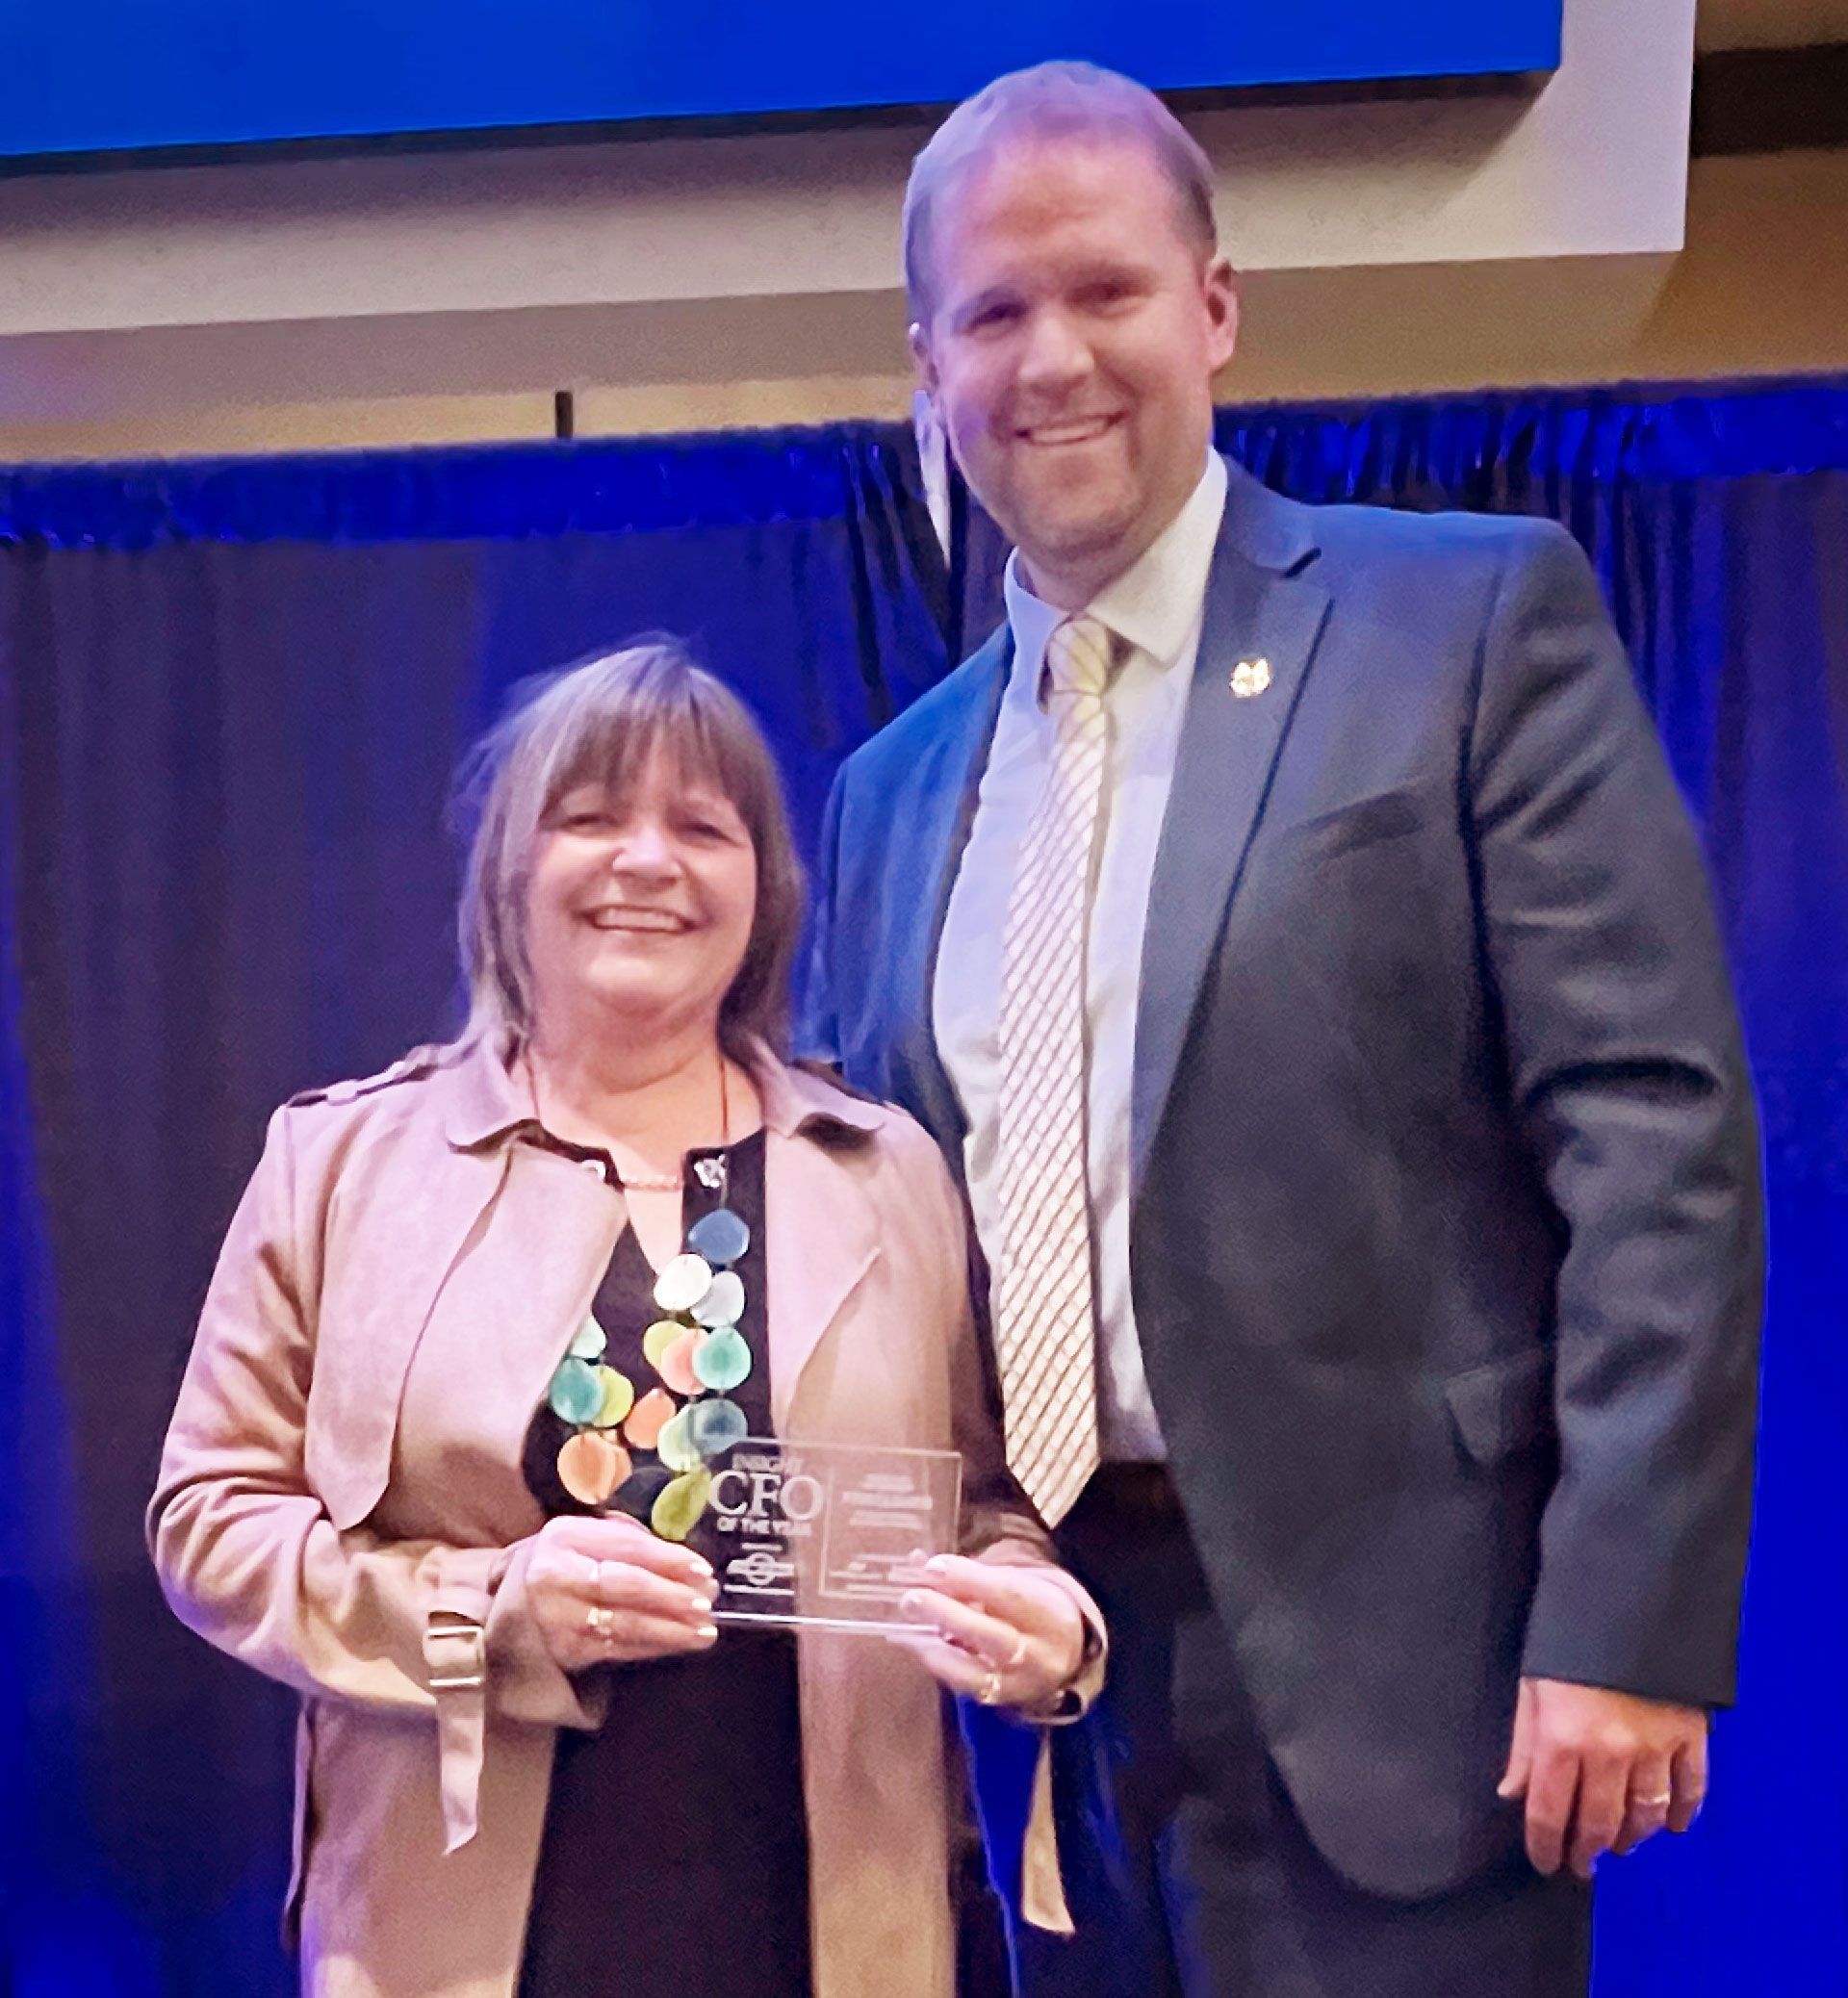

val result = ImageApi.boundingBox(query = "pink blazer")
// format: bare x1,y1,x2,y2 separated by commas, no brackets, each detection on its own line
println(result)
150,1035,1098,1998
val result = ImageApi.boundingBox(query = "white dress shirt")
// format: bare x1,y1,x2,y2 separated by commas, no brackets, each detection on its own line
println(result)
934,455,1228,1462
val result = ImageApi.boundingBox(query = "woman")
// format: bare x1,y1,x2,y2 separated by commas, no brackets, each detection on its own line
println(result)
149,641,1102,1998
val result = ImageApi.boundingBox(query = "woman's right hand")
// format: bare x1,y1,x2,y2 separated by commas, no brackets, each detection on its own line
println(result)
525,1513,720,1673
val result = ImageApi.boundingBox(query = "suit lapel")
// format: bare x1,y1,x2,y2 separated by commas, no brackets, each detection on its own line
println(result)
1132,472,1332,1193
886,629,1011,1151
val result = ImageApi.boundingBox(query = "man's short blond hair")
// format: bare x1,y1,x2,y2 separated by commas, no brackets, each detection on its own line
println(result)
903,61,1218,324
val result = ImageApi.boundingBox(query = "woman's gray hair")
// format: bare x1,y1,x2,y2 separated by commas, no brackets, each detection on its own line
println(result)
452,638,805,1057
903,61,1219,323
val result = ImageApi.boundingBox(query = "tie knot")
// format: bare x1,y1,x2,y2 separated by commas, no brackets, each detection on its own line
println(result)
1042,616,1116,704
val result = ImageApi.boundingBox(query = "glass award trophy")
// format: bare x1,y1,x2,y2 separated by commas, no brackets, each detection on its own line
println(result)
686,1439,963,1633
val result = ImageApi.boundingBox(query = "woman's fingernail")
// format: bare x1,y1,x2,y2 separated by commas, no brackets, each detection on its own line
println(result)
696,1624,719,1641
689,1591,715,1613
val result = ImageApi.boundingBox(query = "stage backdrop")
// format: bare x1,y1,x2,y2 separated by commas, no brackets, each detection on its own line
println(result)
2,380,1845,1996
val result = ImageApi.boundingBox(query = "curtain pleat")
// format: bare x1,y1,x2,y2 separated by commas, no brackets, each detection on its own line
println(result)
2,384,1844,1996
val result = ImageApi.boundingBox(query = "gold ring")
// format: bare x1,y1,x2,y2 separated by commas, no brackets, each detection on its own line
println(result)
977,1669,1001,1706
1631,1791,1674,1809
586,1605,614,1639
1006,1633,1029,1668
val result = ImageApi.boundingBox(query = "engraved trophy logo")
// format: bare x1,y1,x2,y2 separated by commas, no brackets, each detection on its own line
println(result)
692,1439,962,1632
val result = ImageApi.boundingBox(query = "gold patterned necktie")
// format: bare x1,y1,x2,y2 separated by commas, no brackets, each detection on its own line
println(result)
994,614,1118,1525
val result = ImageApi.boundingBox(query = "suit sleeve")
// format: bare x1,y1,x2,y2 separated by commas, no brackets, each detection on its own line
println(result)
795,766,848,1067
147,1108,599,1844
1468,522,1764,1708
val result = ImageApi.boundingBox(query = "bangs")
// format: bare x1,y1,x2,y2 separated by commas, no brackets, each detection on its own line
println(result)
543,695,747,819
531,647,767,827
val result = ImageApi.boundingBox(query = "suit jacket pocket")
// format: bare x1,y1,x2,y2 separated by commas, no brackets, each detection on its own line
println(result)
1444,1346,1552,1467
1279,788,1424,863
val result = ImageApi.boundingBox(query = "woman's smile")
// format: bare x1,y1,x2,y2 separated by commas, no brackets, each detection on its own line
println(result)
583,904,693,934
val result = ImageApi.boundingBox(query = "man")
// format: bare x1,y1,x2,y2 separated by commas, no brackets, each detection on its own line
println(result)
802,61,1762,1997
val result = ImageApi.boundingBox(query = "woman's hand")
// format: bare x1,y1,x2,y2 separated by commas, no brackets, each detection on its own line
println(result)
893,1553,1087,1714
525,1513,720,1673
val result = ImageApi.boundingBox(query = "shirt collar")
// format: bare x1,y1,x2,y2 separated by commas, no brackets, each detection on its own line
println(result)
1002,452,1228,703
441,1030,884,1151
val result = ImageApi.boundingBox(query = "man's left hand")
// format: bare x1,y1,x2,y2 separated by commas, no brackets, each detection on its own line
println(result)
1500,1676,1708,1880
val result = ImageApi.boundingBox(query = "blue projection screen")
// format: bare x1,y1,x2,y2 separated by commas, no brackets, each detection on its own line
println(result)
0,2,1562,163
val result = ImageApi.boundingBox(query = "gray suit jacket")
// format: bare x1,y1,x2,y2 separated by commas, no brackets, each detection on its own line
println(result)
800,459,1763,1897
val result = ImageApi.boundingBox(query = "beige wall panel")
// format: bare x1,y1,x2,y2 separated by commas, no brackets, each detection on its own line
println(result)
0,394,552,463
5,143,1845,462
1226,151,1848,400
1,0,1694,349
1697,0,1848,48
1637,149,1848,379
572,376,912,435
0,294,917,426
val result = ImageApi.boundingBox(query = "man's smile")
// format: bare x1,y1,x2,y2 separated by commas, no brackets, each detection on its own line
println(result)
1015,415,1121,448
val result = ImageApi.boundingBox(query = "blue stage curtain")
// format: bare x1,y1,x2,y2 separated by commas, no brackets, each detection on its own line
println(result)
2,381,1844,1996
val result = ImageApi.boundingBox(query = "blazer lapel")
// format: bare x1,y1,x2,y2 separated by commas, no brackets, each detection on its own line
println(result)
307,1140,513,1529
763,1123,881,1430
450,1146,629,1469
1132,470,1332,1193
755,1056,887,1428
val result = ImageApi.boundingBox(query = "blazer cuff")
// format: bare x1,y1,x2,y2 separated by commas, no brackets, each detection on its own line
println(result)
421,1541,603,1853
483,1538,604,1729
423,1547,499,1853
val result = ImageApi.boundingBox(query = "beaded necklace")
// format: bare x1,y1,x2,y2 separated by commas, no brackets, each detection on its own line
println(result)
542,1057,754,1543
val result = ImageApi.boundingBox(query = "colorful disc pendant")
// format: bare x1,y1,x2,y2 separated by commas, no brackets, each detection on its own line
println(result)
692,1325,752,1393
569,1318,607,1361
655,1407,705,1473
687,1396,747,1456
685,1207,750,1268
548,1356,604,1425
654,1253,714,1316
593,1366,636,1428
657,1325,706,1396
642,1319,685,1370
557,1431,630,1506
624,1386,677,1451
692,1269,746,1328
610,1463,675,1524
652,1469,713,1542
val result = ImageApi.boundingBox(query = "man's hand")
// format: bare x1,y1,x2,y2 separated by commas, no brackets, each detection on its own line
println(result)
1499,1677,1708,1879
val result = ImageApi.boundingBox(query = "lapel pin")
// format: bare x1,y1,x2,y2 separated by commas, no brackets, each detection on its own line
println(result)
1230,657,1272,699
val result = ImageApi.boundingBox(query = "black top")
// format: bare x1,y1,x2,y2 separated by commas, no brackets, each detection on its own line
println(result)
516,1129,813,1998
